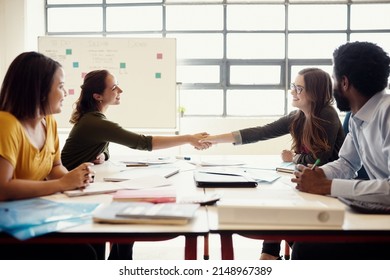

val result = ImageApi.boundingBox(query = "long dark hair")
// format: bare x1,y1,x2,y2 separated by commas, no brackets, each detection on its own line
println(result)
290,68,334,158
0,51,61,120
70,69,109,124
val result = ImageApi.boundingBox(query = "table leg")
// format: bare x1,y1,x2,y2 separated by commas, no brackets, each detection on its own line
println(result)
203,234,209,260
220,233,234,260
184,236,198,260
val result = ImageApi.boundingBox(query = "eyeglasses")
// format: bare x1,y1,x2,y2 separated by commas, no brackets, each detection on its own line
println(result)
111,84,119,91
290,83,305,94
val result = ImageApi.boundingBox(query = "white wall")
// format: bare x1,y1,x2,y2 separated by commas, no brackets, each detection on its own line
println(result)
0,0,44,81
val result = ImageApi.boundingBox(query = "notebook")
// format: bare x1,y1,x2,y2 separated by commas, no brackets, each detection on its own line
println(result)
93,201,199,225
193,170,258,188
103,166,179,182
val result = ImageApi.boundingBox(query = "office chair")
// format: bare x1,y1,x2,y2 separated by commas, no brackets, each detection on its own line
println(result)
343,112,369,180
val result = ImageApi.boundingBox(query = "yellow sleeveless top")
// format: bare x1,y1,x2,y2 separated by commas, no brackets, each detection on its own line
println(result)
0,111,60,180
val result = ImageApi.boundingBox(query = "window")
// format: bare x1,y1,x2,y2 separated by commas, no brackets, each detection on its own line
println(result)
46,0,390,117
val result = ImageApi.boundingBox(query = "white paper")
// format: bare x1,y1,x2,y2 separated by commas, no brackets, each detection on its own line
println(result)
64,175,171,197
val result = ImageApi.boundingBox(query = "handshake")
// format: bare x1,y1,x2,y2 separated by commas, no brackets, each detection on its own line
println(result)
190,132,235,150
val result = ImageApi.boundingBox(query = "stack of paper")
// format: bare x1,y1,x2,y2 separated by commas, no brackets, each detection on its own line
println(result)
93,202,199,225
64,175,171,197
112,187,176,203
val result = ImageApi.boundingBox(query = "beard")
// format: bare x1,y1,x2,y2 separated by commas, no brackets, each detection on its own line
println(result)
333,86,351,112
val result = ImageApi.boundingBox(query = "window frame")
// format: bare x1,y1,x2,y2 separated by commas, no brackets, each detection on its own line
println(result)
45,0,390,117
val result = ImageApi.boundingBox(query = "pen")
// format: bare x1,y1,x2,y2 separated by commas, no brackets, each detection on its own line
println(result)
126,163,149,167
311,159,321,170
158,157,170,160
276,167,295,174
176,156,191,160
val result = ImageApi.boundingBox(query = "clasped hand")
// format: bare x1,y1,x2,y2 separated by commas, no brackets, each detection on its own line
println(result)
191,132,213,150
291,164,332,195
60,162,95,191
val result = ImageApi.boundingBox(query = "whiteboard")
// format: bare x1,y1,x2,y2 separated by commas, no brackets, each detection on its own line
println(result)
38,37,177,130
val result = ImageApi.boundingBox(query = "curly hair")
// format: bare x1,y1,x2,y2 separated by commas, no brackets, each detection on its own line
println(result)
333,41,390,98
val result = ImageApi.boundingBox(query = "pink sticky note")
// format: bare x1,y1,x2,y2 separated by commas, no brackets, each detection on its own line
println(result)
157,53,163,59
68,89,75,95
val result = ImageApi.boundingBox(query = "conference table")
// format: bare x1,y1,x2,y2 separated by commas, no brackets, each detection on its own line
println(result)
1,155,390,260
199,155,390,259
0,159,209,260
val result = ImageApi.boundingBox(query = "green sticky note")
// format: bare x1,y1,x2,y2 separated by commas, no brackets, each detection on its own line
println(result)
66,49,72,55
155,72,161,79
120,62,126,69
73,62,79,68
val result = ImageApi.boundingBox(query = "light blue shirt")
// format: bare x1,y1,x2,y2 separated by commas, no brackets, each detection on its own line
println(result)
322,90,390,204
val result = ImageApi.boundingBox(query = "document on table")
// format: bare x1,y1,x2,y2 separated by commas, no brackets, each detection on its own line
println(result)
64,175,172,197
197,167,280,183
103,166,179,182
190,159,246,167
120,156,176,166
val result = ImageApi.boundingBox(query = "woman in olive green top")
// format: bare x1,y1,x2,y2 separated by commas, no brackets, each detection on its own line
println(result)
61,69,209,170
61,69,209,259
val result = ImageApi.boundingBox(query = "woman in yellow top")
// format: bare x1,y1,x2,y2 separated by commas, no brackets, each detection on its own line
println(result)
0,51,96,259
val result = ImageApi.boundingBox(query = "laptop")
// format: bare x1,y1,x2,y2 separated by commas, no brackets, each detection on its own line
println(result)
338,197,390,214
104,166,180,182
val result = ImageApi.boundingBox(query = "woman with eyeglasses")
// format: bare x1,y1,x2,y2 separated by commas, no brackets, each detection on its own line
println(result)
200,67,345,260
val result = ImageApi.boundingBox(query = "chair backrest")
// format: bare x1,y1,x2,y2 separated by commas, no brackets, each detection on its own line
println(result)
342,112,369,180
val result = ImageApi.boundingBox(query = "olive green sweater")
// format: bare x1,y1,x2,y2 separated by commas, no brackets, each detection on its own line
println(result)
61,112,152,170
